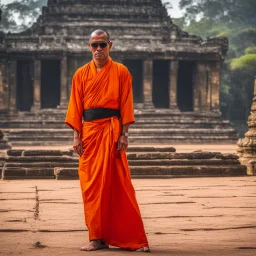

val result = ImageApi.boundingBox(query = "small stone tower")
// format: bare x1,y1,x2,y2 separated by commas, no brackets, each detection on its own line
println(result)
237,77,256,175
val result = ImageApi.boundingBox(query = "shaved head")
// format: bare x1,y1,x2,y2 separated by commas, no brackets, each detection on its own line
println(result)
89,29,110,41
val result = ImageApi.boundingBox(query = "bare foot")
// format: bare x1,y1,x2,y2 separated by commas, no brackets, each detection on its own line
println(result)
80,240,109,251
135,247,150,252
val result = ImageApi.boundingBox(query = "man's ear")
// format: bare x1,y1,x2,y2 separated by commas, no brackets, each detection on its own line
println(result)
109,41,113,50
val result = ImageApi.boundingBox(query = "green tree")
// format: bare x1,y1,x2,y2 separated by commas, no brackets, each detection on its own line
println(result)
179,0,256,28
175,0,256,136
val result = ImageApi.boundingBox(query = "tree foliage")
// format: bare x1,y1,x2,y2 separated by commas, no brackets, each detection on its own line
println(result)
179,0,256,28
174,0,256,135
0,0,47,32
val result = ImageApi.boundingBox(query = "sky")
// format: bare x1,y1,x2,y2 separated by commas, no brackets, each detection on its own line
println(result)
1,0,183,18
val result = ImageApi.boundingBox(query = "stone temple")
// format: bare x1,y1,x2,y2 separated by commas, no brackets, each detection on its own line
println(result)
0,0,237,145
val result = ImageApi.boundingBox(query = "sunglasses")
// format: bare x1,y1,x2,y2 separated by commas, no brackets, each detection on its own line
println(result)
90,41,110,49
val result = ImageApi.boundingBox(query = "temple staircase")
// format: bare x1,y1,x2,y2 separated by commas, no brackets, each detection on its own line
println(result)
0,147,247,180
0,109,238,146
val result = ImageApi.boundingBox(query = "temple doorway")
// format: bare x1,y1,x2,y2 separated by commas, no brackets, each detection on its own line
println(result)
123,60,143,103
41,60,61,108
177,61,194,111
17,60,33,111
153,60,169,108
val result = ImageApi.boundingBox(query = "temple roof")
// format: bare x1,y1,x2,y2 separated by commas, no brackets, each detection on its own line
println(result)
0,0,228,60
44,0,170,24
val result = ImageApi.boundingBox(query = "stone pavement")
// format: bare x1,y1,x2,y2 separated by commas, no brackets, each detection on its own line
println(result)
0,177,256,256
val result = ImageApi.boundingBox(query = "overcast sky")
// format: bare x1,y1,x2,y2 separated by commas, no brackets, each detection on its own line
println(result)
1,0,183,18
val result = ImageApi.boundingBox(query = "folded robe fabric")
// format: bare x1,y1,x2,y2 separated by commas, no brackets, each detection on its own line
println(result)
65,57,149,250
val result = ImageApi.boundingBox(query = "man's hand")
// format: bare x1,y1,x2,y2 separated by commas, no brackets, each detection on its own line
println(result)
117,135,128,151
73,137,83,156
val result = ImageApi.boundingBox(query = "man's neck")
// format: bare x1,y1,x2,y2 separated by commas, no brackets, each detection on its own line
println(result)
93,58,109,69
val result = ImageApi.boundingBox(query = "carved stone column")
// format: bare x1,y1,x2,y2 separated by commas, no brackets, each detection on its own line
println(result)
59,56,68,108
9,60,17,114
0,61,9,111
237,77,256,175
143,60,154,109
169,61,180,111
31,60,41,111
208,61,221,113
194,61,209,112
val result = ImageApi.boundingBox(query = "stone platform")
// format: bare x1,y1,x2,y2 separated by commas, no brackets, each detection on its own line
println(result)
0,178,255,256
0,147,247,180
0,110,238,146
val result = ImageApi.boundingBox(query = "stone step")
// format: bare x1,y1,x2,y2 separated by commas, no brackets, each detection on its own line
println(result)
6,149,73,156
0,121,233,129
127,152,239,160
2,165,247,180
0,149,247,180
128,159,241,166
2,127,236,133
5,149,238,159
54,165,247,180
6,147,176,155
1,127,238,146
2,167,55,179
0,110,224,120
3,158,240,168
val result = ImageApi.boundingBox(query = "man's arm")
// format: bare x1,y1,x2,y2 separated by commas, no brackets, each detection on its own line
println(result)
117,123,130,151
73,128,83,156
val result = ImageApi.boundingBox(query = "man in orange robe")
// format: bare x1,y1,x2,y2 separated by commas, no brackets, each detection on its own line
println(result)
65,29,149,252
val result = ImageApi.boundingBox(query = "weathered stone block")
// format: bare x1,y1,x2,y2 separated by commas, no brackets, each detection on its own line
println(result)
7,150,24,156
215,153,239,160
127,147,176,152
128,159,241,166
22,150,63,156
54,167,78,180
5,156,76,162
2,167,26,178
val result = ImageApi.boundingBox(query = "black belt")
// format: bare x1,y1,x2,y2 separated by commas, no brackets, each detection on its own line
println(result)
83,108,120,121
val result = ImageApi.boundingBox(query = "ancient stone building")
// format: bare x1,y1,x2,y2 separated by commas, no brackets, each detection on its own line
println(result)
0,0,237,145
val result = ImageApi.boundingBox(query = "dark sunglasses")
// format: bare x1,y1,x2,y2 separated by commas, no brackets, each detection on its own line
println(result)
90,41,110,49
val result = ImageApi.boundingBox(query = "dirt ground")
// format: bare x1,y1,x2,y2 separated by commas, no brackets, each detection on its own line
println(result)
0,177,255,256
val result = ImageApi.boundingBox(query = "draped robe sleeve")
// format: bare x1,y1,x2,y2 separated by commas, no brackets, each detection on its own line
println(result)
65,69,83,133
118,65,135,125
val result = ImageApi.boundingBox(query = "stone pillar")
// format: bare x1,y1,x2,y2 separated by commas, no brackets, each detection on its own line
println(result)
9,60,17,114
32,60,41,111
237,77,256,175
208,61,221,113
143,60,154,109
169,61,180,111
0,61,9,111
194,61,209,112
67,58,78,97
59,56,68,108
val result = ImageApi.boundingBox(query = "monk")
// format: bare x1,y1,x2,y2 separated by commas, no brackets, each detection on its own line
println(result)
65,29,150,252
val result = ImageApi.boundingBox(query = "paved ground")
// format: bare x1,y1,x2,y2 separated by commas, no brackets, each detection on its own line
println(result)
0,177,256,256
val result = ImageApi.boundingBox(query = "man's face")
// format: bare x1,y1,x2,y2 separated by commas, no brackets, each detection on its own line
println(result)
88,33,112,62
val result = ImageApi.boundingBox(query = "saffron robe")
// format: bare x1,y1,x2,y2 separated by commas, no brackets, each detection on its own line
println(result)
65,57,149,250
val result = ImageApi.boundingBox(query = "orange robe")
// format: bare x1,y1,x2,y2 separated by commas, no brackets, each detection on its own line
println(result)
65,57,149,250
